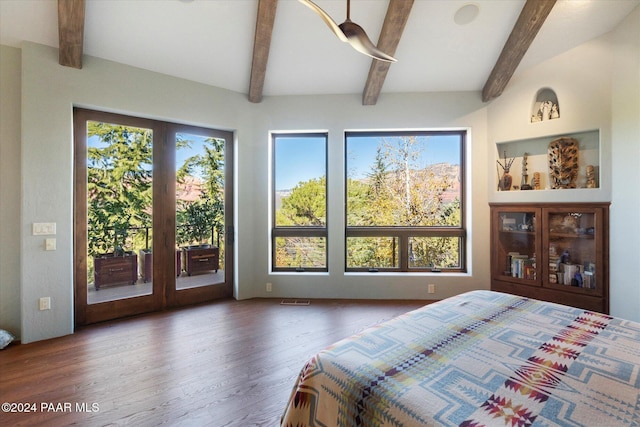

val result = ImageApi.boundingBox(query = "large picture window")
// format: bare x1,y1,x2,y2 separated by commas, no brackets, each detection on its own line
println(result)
345,130,466,272
272,133,328,272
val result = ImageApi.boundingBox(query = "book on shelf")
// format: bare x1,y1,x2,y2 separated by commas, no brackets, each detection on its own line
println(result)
556,263,588,288
509,254,535,280
524,264,536,281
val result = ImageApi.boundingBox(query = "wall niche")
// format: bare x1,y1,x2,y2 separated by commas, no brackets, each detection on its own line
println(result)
531,88,559,123
495,129,599,192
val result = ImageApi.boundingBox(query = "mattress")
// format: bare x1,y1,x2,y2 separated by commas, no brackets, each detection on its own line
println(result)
281,290,640,426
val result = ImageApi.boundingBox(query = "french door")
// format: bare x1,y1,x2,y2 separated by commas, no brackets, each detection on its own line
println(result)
74,108,234,325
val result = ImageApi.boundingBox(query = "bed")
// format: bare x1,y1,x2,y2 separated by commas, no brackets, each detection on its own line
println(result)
281,290,640,426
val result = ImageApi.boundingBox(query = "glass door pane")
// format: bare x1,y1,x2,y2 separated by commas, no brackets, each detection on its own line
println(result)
546,209,601,295
492,208,539,284
175,132,225,290
87,121,153,304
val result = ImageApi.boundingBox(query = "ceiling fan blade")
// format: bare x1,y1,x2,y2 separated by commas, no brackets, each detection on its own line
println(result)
298,0,397,63
298,0,348,43
339,20,397,62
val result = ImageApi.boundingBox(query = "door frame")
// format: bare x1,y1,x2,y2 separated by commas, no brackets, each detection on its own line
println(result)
73,108,234,326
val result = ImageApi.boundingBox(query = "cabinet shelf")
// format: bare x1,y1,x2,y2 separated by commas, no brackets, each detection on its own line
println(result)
490,203,609,313
496,275,536,284
549,232,594,239
500,230,535,236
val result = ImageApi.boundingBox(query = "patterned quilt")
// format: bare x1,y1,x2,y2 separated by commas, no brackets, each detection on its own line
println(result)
281,290,640,426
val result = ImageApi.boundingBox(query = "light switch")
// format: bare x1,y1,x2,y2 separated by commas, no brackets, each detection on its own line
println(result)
45,238,56,251
33,222,56,235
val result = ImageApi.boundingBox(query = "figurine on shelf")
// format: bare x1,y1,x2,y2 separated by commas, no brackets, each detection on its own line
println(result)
520,152,532,190
572,271,583,287
586,165,596,188
541,101,553,120
533,172,541,190
531,100,560,122
497,150,515,191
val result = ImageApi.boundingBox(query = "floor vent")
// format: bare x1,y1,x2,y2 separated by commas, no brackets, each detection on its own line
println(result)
280,299,310,306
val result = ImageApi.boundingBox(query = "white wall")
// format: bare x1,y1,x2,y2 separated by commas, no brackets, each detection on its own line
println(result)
487,38,613,204
1,6,638,342
250,92,489,301
9,42,490,343
487,6,640,321
0,46,22,338
17,42,255,342
610,6,640,321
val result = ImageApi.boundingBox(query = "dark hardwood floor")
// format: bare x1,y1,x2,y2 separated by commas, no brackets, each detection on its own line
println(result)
0,298,428,426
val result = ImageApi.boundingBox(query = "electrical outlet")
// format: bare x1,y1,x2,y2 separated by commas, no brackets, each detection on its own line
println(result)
39,297,51,311
266,282,273,292
427,284,436,294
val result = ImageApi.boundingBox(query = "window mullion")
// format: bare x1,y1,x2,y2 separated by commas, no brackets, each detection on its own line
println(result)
399,233,409,270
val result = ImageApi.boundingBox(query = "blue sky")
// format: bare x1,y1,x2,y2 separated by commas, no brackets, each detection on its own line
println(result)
89,130,214,178
275,134,461,191
275,136,326,190
176,132,210,174
90,129,460,191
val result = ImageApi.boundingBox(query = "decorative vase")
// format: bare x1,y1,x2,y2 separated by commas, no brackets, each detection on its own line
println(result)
499,172,512,191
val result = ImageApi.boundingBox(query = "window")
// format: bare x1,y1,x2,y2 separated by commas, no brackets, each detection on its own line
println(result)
272,133,328,271
345,130,466,272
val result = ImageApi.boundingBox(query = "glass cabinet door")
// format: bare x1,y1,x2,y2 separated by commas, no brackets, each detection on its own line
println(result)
492,208,540,285
544,209,603,296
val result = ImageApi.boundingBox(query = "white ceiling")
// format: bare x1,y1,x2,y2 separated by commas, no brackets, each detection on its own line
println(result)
1,0,638,99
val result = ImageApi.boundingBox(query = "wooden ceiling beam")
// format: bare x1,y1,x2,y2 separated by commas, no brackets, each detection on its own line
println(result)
249,0,278,103
58,0,86,69
362,0,414,106
482,0,556,102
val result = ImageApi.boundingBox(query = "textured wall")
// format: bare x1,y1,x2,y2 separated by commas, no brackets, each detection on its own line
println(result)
0,45,22,338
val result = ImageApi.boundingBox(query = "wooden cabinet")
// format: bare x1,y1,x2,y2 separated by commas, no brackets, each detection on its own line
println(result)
94,252,138,290
182,246,219,276
490,203,609,313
